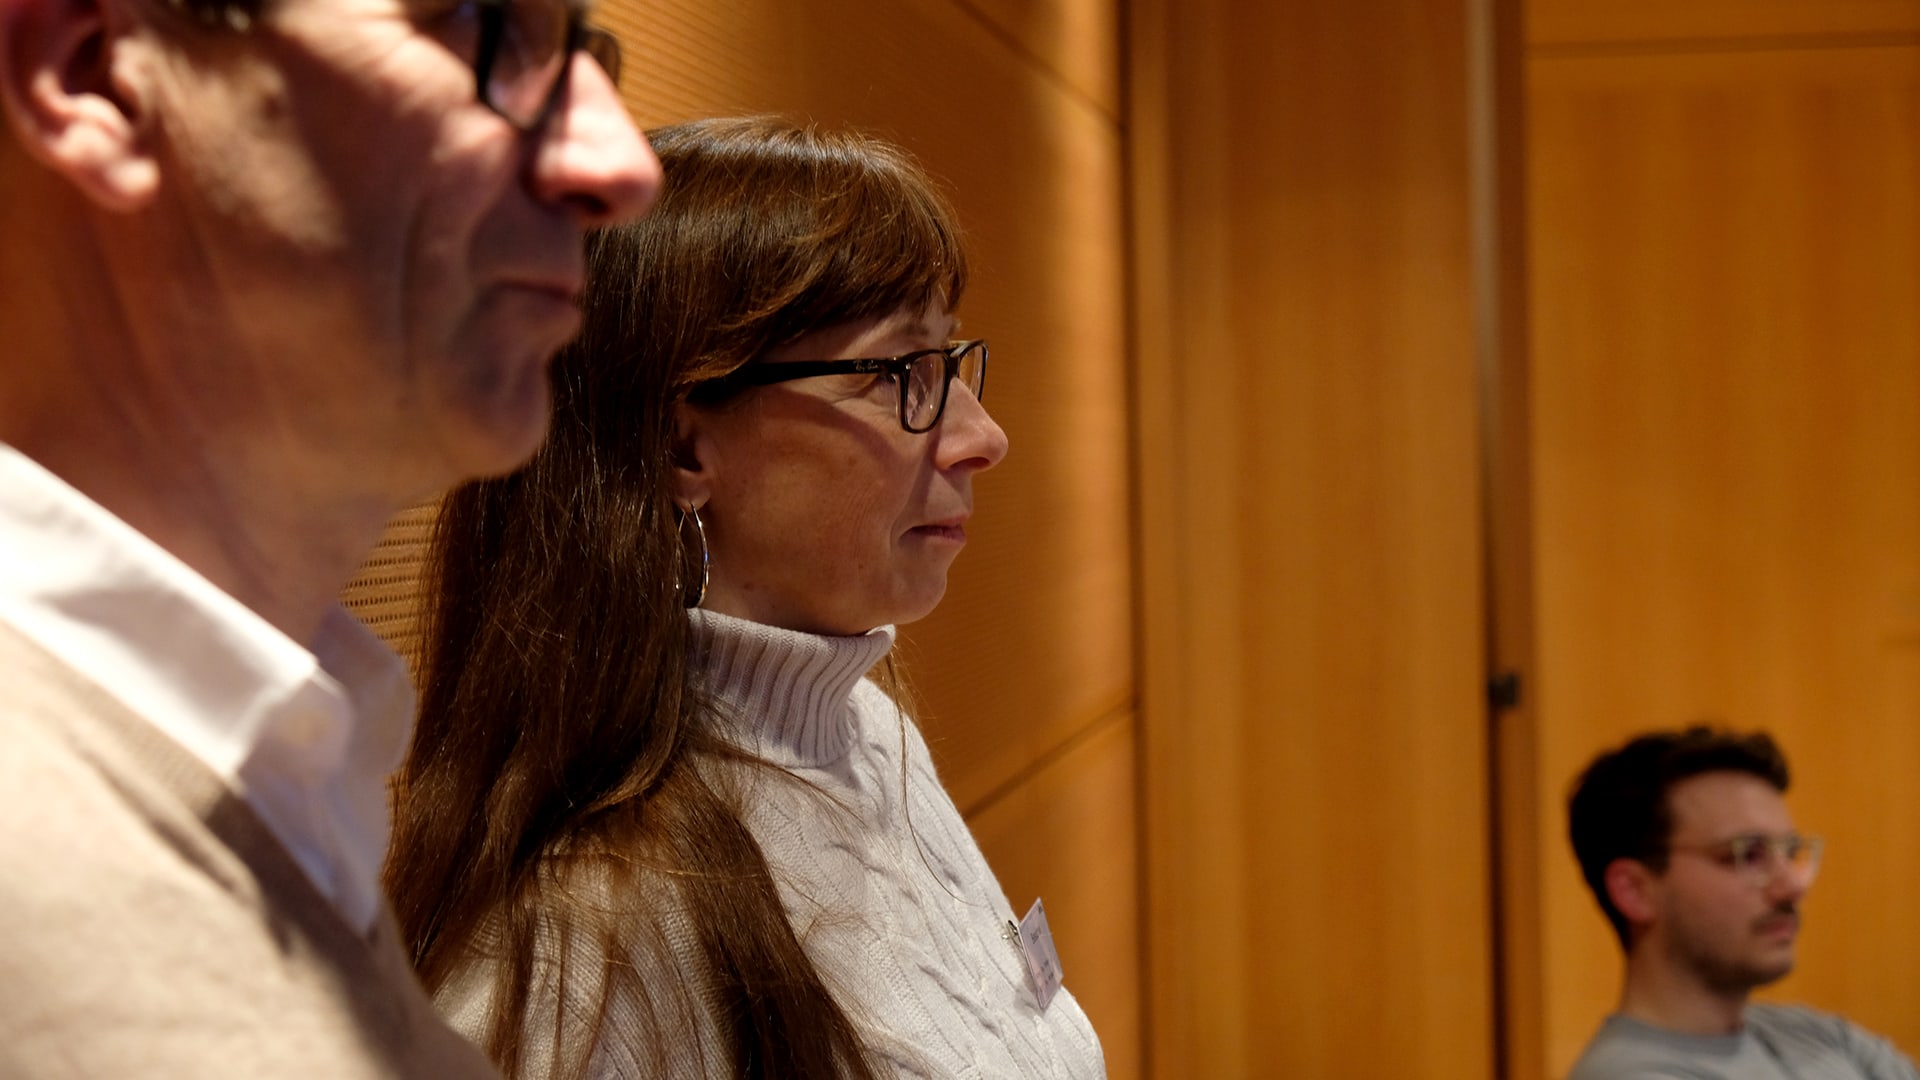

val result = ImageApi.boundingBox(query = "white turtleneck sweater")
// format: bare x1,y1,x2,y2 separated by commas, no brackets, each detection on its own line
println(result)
684,608,1105,1078
437,609,1106,1079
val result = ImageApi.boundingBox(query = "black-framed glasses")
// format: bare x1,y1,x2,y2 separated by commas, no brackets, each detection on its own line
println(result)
469,0,621,130
706,339,989,434
1668,832,1825,888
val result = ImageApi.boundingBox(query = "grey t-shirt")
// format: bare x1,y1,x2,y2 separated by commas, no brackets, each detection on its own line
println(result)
1567,1004,1919,1080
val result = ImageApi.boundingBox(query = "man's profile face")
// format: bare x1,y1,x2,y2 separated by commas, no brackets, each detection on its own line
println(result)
136,0,657,494
1647,771,1809,994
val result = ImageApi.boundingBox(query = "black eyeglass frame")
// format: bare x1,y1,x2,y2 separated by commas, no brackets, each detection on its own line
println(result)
700,339,989,435
471,0,621,131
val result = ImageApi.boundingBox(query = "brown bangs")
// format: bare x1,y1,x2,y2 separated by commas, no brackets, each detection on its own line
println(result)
642,118,968,389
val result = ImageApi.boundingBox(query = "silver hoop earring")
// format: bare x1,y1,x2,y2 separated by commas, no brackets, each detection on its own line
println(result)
676,503,710,609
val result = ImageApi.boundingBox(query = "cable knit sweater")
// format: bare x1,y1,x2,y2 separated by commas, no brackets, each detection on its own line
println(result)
438,609,1106,1078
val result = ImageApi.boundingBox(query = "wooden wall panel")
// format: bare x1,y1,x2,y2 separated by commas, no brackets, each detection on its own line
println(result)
1475,0,1547,1073
1529,0,1920,50
1131,0,1493,1076
951,0,1119,119
1525,43,1920,1077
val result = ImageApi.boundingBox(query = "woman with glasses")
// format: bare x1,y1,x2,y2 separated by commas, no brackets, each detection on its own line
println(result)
384,117,1107,1079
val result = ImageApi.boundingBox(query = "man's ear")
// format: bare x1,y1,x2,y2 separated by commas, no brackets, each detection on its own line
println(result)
0,0,158,210
671,401,713,510
1605,857,1660,927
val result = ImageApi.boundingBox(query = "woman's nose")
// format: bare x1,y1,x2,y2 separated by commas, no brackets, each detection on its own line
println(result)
934,382,1009,471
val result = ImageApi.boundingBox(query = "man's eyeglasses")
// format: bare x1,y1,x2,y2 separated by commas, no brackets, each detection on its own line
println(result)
467,0,621,130
704,339,990,435
1668,833,1825,888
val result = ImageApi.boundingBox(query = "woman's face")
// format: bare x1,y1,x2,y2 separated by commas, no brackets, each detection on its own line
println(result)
676,303,1008,636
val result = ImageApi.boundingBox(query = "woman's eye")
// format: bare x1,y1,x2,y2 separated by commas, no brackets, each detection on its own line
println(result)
835,372,890,399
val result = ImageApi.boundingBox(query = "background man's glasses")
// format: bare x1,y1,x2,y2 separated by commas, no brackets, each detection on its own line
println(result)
705,340,990,434
470,0,621,130
1668,832,1825,888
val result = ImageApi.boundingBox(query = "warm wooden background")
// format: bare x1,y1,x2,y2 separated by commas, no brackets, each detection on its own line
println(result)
343,1,1920,1077
1129,0,1496,1077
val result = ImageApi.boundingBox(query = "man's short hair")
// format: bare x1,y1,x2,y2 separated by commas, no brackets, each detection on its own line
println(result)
1567,725,1790,947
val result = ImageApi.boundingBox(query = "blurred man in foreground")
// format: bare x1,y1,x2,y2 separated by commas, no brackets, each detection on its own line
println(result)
0,0,659,1067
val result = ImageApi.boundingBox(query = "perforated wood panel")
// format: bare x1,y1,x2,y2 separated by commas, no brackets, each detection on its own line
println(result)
338,500,437,675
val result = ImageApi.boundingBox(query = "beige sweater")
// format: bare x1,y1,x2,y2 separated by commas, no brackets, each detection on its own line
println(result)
0,621,498,1078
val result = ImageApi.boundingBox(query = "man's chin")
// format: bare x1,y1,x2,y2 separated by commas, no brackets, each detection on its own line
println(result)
434,380,557,486
1698,947,1795,997
1738,952,1796,992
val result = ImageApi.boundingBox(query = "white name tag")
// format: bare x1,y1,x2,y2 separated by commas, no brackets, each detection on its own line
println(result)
1014,897,1064,1011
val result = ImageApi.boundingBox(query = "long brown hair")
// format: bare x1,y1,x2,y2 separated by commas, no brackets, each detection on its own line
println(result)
384,117,968,1079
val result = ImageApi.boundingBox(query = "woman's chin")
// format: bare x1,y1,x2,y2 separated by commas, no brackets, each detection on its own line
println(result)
882,581,950,629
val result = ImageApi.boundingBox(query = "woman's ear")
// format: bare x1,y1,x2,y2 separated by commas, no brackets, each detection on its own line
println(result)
0,0,160,211
671,401,713,510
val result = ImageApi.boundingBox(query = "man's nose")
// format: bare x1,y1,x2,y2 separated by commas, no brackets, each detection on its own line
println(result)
526,56,662,226
1766,856,1814,901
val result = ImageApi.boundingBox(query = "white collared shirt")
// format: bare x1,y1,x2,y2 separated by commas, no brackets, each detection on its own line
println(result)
0,444,411,934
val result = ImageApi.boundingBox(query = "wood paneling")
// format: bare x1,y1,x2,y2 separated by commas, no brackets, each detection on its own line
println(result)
1529,1,1920,50
1474,0,1547,1074
1526,42,1920,1077
947,0,1120,119
968,713,1141,1080
1131,0,1493,1075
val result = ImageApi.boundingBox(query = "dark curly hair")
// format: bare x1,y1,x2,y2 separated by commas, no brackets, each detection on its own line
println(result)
1567,725,1790,948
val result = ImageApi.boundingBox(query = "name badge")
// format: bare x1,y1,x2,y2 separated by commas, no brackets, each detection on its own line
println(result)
1012,897,1064,1011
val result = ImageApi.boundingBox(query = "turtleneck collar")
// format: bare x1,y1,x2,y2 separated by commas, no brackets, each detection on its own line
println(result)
687,608,896,767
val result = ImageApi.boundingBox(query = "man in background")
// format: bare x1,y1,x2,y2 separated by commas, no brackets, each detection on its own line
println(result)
1566,726,1917,1079
0,0,658,1067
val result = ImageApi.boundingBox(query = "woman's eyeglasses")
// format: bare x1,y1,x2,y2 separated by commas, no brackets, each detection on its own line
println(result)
702,339,989,434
